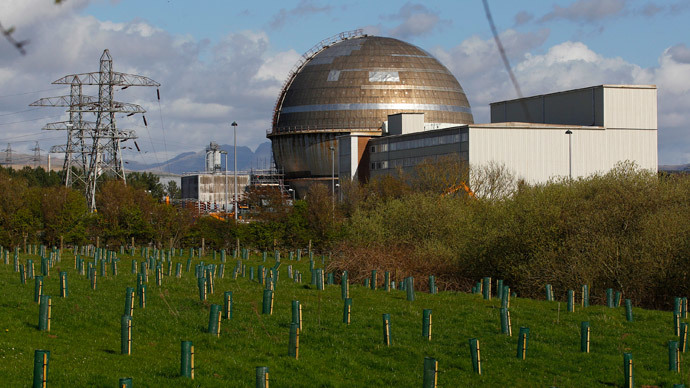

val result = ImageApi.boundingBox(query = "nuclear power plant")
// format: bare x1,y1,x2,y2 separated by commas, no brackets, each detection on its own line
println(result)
268,30,657,197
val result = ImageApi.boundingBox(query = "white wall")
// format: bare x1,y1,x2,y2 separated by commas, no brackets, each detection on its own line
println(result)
468,125,657,184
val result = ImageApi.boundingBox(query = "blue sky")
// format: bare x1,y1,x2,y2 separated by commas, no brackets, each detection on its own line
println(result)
1,0,689,165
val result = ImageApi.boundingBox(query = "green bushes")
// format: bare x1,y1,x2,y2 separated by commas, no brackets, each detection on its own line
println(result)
336,163,690,309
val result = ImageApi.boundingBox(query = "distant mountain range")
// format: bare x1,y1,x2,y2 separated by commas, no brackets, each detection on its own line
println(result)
124,142,274,174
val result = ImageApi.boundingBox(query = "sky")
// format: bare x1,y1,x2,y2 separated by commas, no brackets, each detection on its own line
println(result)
0,0,689,166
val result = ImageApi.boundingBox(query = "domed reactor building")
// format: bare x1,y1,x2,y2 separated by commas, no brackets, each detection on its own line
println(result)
268,30,474,197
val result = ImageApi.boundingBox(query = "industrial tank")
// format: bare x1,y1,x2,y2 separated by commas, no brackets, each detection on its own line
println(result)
268,31,474,196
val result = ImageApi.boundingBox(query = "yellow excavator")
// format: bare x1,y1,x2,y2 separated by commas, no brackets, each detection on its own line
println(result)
441,182,476,198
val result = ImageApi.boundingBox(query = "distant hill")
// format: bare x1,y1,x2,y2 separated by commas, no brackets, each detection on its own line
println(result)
124,141,274,174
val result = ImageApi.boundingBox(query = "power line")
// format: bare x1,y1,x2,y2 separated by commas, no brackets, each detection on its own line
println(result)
0,108,42,117
0,87,67,99
0,114,64,126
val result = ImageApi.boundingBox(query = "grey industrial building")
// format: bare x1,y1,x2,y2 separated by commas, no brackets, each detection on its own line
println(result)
341,85,657,185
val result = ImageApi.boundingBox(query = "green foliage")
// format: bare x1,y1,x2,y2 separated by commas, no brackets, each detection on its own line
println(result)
341,163,690,309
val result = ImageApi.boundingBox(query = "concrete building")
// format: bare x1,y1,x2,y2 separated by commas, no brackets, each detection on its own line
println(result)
180,174,250,212
341,84,657,186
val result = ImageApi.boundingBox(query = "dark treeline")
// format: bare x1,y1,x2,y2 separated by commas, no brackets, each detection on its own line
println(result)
2,160,688,309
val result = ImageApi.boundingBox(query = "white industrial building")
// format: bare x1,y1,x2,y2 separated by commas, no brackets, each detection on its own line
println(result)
339,84,657,187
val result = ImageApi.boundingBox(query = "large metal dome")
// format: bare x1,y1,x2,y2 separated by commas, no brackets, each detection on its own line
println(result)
268,31,473,194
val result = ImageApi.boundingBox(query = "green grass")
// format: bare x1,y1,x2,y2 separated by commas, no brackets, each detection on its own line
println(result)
1,249,689,387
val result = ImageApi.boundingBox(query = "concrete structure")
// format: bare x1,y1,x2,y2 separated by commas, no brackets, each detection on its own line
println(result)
181,173,250,212
341,84,657,187
268,31,473,196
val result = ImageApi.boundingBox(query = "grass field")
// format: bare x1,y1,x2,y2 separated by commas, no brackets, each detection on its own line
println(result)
1,247,689,387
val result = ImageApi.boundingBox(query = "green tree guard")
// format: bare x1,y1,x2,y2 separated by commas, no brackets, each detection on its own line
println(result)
176,263,182,278
197,277,206,301
33,349,50,388
111,259,118,276
139,284,146,309
422,309,432,341
497,279,503,300
297,249,301,261
19,264,25,284
131,260,137,275
429,275,437,294
422,357,438,388
180,341,194,379
250,266,255,281
317,268,325,290
614,291,622,307
363,278,370,288
674,311,681,336
567,290,574,312
669,340,680,372
125,287,135,316
327,272,334,285
59,272,67,298
500,308,511,336
292,300,302,329
118,377,133,388
606,288,614,307
186,258,192,272
343,298,352,324
258,265,264,284
582,285,589,307
208,304,222,337
581,321,590,353
99,259,106,277
625,299,633,322
121,315,132,355
224,291,233,320
34,276,43,303
341,271,349,300
38,295,51,331
545,284,554,301
483,277,491,300
469,338,481,374
289,322,299,359
674,297,681,315
219,263,225,279
680,323,688,352
385,271,391,292
383,313,391,346
517,327,529,359
623,353,634,388
262,251,267,262
406,277,415,301
262,289,273,315
371,270,377,290
256,366,269,388
90,269,97,290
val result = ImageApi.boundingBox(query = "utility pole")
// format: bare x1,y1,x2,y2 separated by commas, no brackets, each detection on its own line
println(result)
31,141,42,168
3,143,12,166
232,121,238,221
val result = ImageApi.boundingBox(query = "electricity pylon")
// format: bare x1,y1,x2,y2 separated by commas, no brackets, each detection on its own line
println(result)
32,49,159,211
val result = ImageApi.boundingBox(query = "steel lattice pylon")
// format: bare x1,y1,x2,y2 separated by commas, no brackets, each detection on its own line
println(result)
32,49,159,211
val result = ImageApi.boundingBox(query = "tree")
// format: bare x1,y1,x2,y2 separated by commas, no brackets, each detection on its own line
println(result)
165,180,181,199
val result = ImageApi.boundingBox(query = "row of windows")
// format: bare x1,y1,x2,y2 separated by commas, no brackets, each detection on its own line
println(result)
371,152,469,170
371,132,468,153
